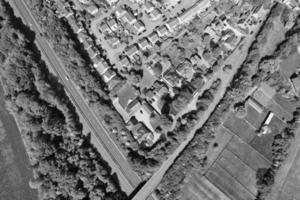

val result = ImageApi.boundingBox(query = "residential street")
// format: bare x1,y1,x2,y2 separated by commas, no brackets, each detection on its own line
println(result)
132,7,270,200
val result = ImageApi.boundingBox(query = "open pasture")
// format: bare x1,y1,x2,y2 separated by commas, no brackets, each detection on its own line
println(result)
279,47,300,79
223,112,256,143
226,136,271,170
205,125,233,169
278,147,300,200
205,162,255,200
249,115,286,160
253,91,292,121
244,99,268,129
217,149,258,194
181,172,231,200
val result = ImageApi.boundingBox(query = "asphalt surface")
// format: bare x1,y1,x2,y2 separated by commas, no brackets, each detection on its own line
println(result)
8,0,141,194
132,7,271,200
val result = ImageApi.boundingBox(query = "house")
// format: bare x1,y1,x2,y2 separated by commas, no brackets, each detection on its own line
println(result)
138,38,151,50
133,101,157,135
60,7,73,18
106,0,119,5
107,18,119,31
86,5,98,15
112,84,141,122
110,37,120,47
280,0,300,10
247,97,264,114
103,69,116,82
291,75,300,95
166,17,180,31
108,77,123,92
115,7,127,18
70,21,83,34
151,62,163,77
176,63,194,81
77,31,89,43
190,53,201,65
143,1,155,13
119,56,130,68
93,59,109,75
163,69,182,87
148,31,159,44
133,20,146,34
99,23,112,33
258,112,274,136
83,38,93,50
78,0,90,4
126,45,139,60
122,12,137,24
150,8,162,21
56,0,73,18
87,47,98,59
131,122,152,144
157,25,169,37
145,81,168,114
204,26,220,43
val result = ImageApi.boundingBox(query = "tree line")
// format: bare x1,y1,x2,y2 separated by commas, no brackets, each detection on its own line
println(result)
0,1,126,199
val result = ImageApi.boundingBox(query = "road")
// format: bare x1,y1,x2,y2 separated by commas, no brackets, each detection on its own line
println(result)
8,0,141,194
132,7,270,200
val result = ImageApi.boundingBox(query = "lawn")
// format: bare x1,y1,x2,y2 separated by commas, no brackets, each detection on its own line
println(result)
0,85,37,200
205,126,233,168
249,115,286,160
253,89,293,121
280,48,300,79
223,112,256,143
272,93,297,115
265,99,293,121
244,100,268,129
259,16,286,57
217,149,257,195
278,147,300,200
140,68,157,90
226,136,271,171
206,162,255,200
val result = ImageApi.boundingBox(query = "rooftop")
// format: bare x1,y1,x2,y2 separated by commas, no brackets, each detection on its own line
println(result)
148,31,159,44
166,17,180,31
157,25,169,37
126,45,139,58
139,38,151,50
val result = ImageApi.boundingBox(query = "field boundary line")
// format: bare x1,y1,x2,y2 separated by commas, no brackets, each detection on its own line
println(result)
214,162,256,197
203,127,233,174
222,125,272,164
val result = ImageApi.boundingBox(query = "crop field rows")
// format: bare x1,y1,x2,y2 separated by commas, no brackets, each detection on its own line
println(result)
204,134,271,200
194,90,292,200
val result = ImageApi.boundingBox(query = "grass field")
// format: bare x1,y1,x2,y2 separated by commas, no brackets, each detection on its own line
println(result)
206,163,255,200
182,172,231,200
277,147,300,200
0,85,37,200
201,135,272,200
249,115,285,160
280,48,300,79
217,149,257,194
272,93,297,115
204,126,233,169
244,101,268,129
259,16,286,57
223,112,256,143
252,88,293,121
227,136,271,170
